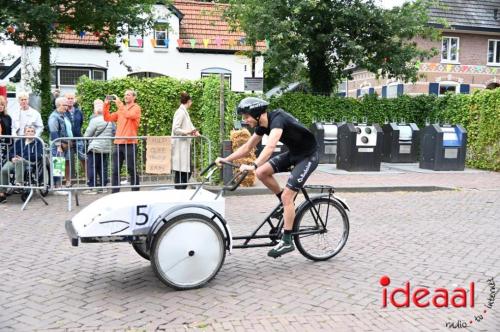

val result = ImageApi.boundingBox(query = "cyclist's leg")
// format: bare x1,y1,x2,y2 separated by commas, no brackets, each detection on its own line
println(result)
268,151,319,258
256,151,292,195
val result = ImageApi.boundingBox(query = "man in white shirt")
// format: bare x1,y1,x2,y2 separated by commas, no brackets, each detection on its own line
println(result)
10,92,44,137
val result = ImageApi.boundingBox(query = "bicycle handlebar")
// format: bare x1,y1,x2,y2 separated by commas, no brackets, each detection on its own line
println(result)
223,170,248,191
200,160,248,191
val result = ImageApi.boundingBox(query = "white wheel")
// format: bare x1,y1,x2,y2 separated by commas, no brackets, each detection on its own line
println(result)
151,214,226,290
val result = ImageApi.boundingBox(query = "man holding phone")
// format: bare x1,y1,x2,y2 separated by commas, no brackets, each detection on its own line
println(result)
103,90,141,193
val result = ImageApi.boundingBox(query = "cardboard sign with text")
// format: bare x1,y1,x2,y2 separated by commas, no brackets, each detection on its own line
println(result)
146,136,172,174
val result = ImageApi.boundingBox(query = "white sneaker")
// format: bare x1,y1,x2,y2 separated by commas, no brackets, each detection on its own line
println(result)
53,190,68,195
82,189,97,195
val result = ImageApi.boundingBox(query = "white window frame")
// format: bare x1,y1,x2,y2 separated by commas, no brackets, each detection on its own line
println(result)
487,39,500,66
337,80,347,96
128,32,144,48
58,68,91,87
92,69,105,81
359,85,371,97
386,82,399,99
441,37,460,64
154,22,169,48
438,81,459,96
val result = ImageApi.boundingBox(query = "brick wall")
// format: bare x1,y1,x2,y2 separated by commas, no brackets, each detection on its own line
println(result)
345,31,500,97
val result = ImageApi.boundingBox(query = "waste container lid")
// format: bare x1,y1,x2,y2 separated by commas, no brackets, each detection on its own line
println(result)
399,125,412,141
323,124,338,139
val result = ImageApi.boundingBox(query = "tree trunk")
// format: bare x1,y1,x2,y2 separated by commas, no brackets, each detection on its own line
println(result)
307,51,333,95
39,31,52,122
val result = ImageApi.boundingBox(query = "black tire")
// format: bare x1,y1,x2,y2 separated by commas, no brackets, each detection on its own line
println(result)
293,197,349,261
151,213,226,290
132,241,150,260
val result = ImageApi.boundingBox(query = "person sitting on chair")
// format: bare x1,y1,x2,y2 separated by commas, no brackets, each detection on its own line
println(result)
0,125,43,203
216,97,319,258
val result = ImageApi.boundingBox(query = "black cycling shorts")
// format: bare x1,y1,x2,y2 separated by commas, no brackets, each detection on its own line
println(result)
268,150,319,191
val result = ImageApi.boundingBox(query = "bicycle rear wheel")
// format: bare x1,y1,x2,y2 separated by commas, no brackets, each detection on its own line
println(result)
293,197,349,261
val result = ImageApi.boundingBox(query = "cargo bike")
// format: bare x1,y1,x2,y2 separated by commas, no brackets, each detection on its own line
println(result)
65,161,350,290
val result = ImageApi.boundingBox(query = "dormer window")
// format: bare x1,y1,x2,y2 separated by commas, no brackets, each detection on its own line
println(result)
154,23,169,48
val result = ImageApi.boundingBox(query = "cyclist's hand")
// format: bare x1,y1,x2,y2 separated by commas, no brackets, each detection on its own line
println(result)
239,164,255,173
215,157,226,167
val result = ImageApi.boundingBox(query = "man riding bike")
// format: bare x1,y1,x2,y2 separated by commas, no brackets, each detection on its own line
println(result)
216,97,319,258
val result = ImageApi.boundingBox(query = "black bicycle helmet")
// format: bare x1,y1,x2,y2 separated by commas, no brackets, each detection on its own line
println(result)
236,97,269,121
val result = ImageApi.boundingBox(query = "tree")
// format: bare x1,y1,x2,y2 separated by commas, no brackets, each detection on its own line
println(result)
0,0,159,119
225,0,440,95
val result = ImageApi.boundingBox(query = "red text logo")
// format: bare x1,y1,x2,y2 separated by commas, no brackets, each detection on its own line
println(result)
380,275,475,308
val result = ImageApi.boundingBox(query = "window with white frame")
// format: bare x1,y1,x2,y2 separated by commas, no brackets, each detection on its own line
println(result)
441,37,459,63
488,39,500,65
359,85,371,97
337,80,347,97
154,23,169,48
439,81,459,95
386,83,399,98
201,68,232,87
92,70,105,81
129,32,144,48
52,68,106,86
59,68,90,86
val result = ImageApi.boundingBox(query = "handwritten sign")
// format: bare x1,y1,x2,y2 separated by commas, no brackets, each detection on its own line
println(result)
146,136,171,174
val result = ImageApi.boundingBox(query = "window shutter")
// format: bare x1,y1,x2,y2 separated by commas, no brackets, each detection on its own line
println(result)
382,86,387,98
459,84,470,94
397,84,404,96
369,87,374,95
356,89,360,97
337,92,346,98
429,83,439,95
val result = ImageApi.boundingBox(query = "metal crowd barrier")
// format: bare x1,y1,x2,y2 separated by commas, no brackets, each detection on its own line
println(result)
0,135,50,210
48,135,212,211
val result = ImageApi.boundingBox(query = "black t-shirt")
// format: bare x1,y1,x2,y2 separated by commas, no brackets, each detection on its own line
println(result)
255,109,318,161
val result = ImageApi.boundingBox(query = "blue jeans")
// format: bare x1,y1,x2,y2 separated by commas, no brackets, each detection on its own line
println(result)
86,151,109,187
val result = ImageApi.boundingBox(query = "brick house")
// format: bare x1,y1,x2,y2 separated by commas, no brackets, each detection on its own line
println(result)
17,0,265,95
343,0,500,98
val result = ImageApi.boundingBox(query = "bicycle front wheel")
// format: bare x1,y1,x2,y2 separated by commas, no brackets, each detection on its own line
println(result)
293,197,349,261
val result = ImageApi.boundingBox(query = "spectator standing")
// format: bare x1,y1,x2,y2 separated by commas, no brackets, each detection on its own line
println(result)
0,125,43,203
83,99,114,194
171,92,199,189
65,92,86,176
10,92,44,137
0,96,12,165
48,97,72,193
103,90,141,193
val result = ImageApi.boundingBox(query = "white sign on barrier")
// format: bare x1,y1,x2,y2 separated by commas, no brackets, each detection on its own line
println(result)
146,136,172,174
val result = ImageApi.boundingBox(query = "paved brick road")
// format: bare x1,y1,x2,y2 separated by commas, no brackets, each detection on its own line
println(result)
1,187,499,331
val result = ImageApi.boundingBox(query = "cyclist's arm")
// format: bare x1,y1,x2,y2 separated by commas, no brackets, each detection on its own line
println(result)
254,128,282,167
224,133,262,162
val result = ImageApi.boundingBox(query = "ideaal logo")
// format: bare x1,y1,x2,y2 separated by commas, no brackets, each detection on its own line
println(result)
380,275,474,308
379,275,497,329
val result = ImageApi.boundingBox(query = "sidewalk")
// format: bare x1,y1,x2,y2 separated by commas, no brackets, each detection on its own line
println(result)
217,162,499,196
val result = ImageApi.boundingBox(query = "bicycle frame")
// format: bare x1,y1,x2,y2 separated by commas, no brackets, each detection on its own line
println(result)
231,186,334,249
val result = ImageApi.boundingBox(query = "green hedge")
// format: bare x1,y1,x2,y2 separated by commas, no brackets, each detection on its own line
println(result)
270,89,499,171
77,76,499,171
76,75,240,171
